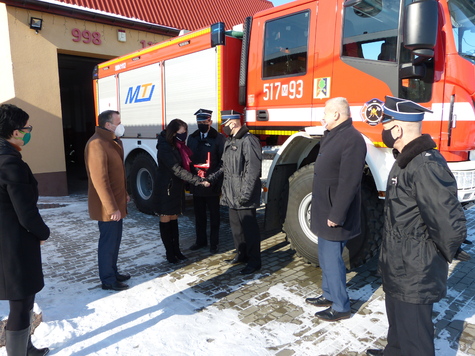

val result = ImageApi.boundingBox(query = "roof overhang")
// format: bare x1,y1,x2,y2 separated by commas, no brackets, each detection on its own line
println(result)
2,0,181,36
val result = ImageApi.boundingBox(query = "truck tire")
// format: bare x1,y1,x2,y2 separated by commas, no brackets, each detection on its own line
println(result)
283,163,383,269
129,152,159,215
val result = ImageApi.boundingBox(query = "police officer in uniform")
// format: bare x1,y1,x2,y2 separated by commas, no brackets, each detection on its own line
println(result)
366,96,467,356
187,109,226,253
208,110,262,274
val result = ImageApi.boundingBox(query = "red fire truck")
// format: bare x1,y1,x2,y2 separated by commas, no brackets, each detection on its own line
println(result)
94,0,475,267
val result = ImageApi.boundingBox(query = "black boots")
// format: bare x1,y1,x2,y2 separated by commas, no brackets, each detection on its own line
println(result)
160,220,187,263
5,327,29,356
28,310,49,356
160,221,177,263
27,335,50,356
169,219,187,261
5,326,49,356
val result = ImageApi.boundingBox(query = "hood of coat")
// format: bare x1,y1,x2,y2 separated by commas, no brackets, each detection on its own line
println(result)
394,134,436,168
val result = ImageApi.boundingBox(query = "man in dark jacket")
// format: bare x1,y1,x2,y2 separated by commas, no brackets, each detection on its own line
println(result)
209,110,262,274
366,96,467,356
187,109,226,253
307,97,367,322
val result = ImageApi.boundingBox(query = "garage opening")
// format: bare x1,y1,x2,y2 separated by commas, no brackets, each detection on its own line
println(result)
58,54,103,195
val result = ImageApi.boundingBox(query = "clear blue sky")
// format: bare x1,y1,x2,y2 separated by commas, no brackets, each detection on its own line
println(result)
272,0,294,6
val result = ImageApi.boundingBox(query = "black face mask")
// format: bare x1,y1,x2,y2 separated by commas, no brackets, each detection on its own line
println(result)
198,124,209,134
223,125,232,137
175,132,187,142
382,125,400,148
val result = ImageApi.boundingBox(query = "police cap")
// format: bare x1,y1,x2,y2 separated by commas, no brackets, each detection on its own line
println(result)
382,96,432,123
221,110,242,125
194,108,213,121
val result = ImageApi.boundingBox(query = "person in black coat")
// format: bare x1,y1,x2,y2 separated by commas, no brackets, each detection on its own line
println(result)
187,109,226,253
155,119,209,263
306,97,367,322
366,97,467,356
208,110,262,275
0,104,50,355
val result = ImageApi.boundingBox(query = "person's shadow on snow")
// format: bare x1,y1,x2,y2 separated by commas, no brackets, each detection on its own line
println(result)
41,216,296,354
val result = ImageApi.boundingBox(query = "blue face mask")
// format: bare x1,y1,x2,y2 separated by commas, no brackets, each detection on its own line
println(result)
175,132,187,142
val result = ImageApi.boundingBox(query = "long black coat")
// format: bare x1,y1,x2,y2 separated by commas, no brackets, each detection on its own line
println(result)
0,139,50,300
209,125,262,209
154,131,203,215
379,134,466,304
187,127,226,197
310,119,367,241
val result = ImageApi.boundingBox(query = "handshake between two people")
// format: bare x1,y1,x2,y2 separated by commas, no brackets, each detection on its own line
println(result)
199,179,211,188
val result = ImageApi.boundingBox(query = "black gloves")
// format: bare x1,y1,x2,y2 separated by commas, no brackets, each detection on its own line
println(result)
454,247,471,262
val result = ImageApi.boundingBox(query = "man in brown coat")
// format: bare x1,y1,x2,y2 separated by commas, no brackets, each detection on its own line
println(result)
85,110,130,291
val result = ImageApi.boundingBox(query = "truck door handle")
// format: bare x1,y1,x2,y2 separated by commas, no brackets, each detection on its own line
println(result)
257,110,268,121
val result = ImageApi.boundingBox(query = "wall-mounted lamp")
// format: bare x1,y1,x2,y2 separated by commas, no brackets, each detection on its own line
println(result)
29,17,43,33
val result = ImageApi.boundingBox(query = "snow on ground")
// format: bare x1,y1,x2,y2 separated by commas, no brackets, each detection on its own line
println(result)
0,195,474,355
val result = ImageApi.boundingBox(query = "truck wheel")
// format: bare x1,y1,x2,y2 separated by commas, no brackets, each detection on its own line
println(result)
346,176,384,268
129,152,158,215
283,164,322,265
283,164,383,269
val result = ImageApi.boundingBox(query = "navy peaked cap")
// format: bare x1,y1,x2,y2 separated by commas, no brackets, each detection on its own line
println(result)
194,109,213,121
382,96,432,123
221,110,242,124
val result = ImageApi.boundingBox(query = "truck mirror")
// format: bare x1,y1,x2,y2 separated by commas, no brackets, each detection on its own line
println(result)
211,22,225,47
404,0,438,59
400,62,426,79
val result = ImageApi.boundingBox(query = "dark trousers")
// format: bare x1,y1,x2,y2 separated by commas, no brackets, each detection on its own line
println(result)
384,294,435,356
7,294,35,331
98,219,123,284
318,237,350,312
228,208,261,268
193,195,220,248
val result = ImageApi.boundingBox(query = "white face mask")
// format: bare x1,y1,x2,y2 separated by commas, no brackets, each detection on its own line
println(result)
114,124,125,137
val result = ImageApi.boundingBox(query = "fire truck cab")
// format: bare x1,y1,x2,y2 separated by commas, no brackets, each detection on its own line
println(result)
94,0,475,268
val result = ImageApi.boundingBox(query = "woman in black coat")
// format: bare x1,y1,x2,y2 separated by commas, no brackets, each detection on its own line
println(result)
155,119,209,263
0,104,50,355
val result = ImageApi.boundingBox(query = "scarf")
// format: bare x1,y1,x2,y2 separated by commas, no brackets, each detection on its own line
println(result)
176,141,193,172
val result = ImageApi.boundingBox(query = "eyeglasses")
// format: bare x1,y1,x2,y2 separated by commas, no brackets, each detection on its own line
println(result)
19,125,33,133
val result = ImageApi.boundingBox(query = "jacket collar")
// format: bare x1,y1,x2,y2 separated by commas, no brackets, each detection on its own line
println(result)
394,134,436,168
233,125,249,140
190,126,219,139
0,138,22,158
96,126,119,142
324,118,353,137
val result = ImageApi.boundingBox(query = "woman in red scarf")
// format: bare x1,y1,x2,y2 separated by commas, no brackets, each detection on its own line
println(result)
155,119,210,263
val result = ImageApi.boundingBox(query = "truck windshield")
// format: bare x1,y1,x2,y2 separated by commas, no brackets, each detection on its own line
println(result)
342,0,401,61
449,0,475,64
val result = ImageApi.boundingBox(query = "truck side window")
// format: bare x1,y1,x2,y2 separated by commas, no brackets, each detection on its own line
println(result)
342,0,400,61
263,11,309,78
